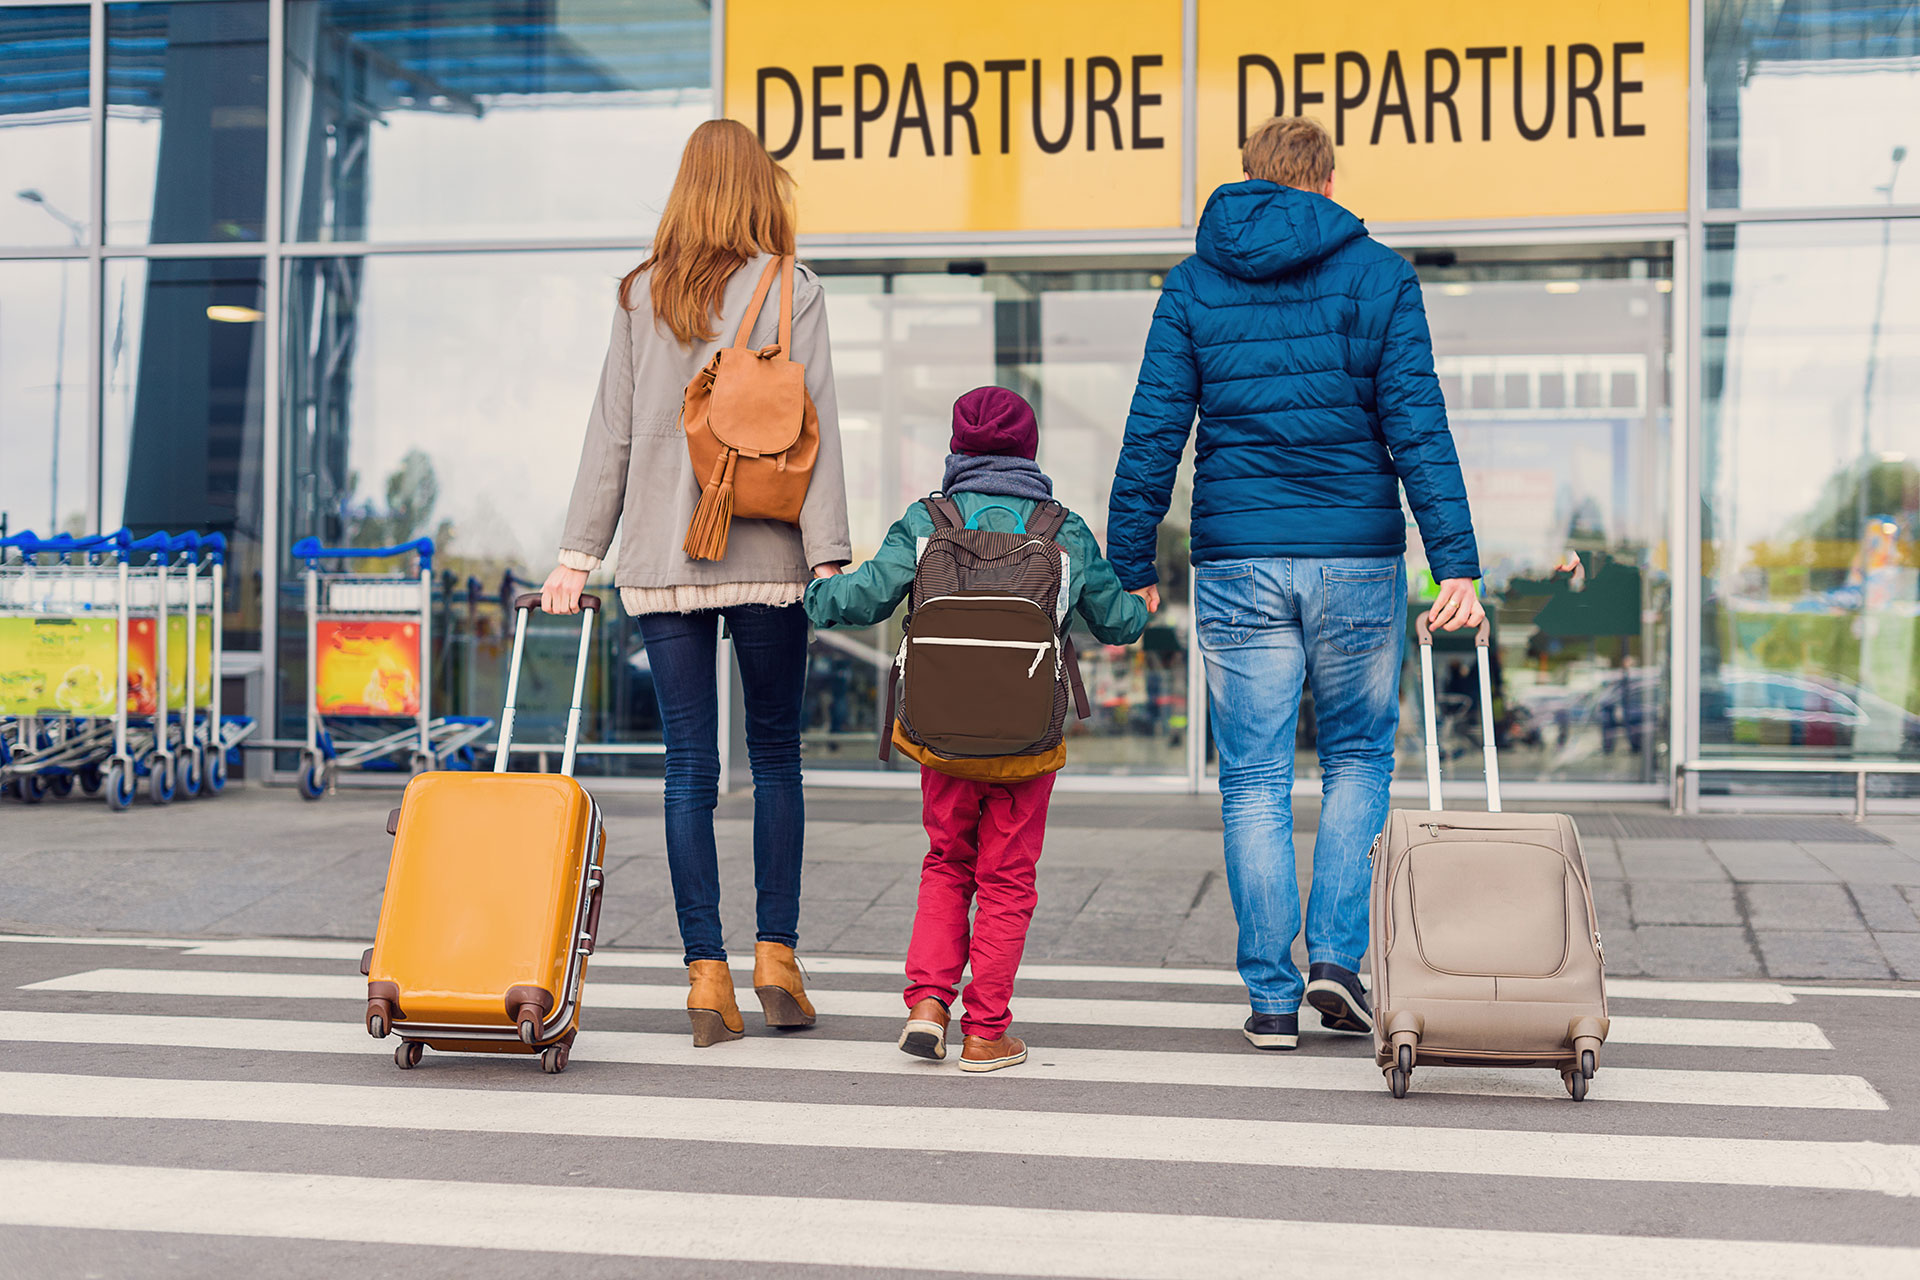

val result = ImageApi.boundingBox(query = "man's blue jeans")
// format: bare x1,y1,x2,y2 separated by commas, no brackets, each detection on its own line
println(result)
1196,556,1406,1015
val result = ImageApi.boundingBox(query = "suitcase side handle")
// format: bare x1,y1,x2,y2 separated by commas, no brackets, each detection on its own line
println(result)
1415,616,1500,813
495,594,602,776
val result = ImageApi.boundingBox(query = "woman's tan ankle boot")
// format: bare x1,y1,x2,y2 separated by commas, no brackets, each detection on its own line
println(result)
686,960,744,1046
752,941,817,1029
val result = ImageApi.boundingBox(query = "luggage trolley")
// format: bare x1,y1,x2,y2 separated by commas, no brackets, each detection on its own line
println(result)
166,532,255,798
0,530,125,803
292,537,491,799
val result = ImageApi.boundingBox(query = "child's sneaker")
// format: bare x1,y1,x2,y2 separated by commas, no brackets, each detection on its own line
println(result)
898,997,950,1060
959,1032,1028,1073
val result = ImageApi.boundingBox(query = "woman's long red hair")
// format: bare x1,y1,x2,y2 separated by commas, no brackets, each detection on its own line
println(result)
622,119,796,344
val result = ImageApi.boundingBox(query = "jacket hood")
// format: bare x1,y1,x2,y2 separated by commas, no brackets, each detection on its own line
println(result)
1195,181,1367,281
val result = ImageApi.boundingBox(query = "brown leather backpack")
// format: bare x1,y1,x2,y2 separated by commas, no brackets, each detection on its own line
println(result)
680,254,819,561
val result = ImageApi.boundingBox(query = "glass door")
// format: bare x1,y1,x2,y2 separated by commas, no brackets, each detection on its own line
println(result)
1406,244,1675,789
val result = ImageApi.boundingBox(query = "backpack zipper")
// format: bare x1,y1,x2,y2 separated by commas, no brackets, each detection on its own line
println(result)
910,635,1055,677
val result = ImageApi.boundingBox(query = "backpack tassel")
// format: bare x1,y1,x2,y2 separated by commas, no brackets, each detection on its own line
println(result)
683,448,738,561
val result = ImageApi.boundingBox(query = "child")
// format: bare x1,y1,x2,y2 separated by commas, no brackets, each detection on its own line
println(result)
804,386,1150,1072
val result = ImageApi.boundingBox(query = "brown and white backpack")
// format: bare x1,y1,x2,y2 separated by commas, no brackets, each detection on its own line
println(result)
882,495,1091,781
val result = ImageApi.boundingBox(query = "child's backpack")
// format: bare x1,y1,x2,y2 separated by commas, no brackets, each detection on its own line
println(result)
882,495,1091,781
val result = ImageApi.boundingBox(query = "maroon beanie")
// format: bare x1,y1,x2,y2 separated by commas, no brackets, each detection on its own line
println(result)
950,386,1039,460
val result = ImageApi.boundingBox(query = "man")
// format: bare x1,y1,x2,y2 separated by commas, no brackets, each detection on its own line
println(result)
1108,116,1483,1051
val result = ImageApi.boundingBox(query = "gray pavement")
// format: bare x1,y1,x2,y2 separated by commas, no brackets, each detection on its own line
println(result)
3,787,1919,1274
5,785,1920,980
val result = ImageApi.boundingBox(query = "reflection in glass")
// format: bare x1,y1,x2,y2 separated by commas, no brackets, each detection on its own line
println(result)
106,0,270,244
280,251,665,769
0,259,90,536
1707,0,1919,209
808,269,1193,777
1702,221,1920,759
285,0,711,242
1405,266,1672,786
0,6,92,247
101,256,267,643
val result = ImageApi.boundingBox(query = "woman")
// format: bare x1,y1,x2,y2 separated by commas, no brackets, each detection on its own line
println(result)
540,119,850,1047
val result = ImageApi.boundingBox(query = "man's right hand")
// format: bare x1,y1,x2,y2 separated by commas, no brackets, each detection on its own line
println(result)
1131,585,1161,614
1426,578,1486,632
541,564,590,615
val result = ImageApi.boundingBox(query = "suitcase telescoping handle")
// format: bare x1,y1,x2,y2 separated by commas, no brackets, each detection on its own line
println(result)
496,591,602,777
1415,614,1501,814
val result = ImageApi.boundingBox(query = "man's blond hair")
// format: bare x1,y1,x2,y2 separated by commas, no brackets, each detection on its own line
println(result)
1242,115,1334,191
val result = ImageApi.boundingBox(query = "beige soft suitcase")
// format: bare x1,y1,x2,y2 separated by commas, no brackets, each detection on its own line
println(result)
1371,617,1609,1101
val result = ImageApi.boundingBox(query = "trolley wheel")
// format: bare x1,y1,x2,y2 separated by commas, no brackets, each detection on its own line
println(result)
297,753,328,801
49,772,75,798
1396,1042,1414,1074
149,757,176,805
394,1041,423,1070
1581,1049,1596,1080
541,1044,570,1075
105,760,135,812
78,766,103,796
205,749,227,795
17,773,46,804
1389,1066,1410,1099
518,1016,539,1046
178,750,202,799
1566,1071,1588,1102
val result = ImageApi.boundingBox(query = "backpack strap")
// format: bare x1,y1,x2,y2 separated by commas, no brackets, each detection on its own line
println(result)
730,257,784,350
1062,634,1092,720
1026,500,1070,542
878,666,897,761
922,494,963,531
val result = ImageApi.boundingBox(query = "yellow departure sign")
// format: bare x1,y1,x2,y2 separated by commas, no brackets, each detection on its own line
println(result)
720,1,1691,235
722,0,1184,234
1196,0,1689,222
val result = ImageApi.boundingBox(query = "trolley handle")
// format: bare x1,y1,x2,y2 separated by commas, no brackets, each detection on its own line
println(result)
290,536,435,572
510,592,602,614
495,593,602,778
1415,614,1501,814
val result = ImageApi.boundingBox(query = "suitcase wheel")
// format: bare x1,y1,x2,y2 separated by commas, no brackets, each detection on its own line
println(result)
541,1044,570,1075
1564,1070,1588,1102
1389,1066,1410,1099
394,1041,423,1070
1581,1048,1597,1080
517,1014,540,1046
366,998,394,1039
1396,1042,1414,1074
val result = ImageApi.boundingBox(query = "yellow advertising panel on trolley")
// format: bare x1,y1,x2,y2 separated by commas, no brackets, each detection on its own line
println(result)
1195,0,1690,223
722,0,1185,234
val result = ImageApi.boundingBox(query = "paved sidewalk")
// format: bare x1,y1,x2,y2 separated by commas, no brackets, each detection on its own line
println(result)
4,786,1920,981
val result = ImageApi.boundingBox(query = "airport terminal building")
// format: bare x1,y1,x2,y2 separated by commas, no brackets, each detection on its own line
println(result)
2,0,1917,805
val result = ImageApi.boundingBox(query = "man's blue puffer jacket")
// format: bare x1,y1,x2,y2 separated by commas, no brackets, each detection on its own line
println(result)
1107,180,1480,588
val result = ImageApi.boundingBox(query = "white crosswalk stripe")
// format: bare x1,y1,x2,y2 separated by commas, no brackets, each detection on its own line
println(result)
3,935,1915,1277
5,1072,1915,1196
0,1010,1884,1108
19,967,1838,1049
5,1158,1914,1279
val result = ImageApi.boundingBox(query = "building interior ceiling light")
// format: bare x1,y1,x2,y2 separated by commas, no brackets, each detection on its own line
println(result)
206,305,263,323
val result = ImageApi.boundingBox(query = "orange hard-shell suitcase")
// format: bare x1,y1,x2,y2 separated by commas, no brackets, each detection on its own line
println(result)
363,592,607,1074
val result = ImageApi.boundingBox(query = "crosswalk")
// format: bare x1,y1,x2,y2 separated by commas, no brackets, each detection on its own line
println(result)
2,933,1917,1277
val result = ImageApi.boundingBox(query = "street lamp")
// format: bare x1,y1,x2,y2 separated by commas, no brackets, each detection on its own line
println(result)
16,189,83,534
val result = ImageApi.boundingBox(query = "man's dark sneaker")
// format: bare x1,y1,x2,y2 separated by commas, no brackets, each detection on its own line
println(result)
1304,963,1373,1034
1242,1012,1298,1050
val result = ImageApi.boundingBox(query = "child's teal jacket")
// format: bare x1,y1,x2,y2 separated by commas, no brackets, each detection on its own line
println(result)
804,492,1150,647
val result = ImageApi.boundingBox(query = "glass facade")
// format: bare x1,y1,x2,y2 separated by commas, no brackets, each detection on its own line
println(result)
1,1,1916,798
1702,221,1920,761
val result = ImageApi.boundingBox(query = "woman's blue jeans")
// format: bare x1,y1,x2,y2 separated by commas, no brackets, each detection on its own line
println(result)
637,603,808,964
1196,556,1406,1015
